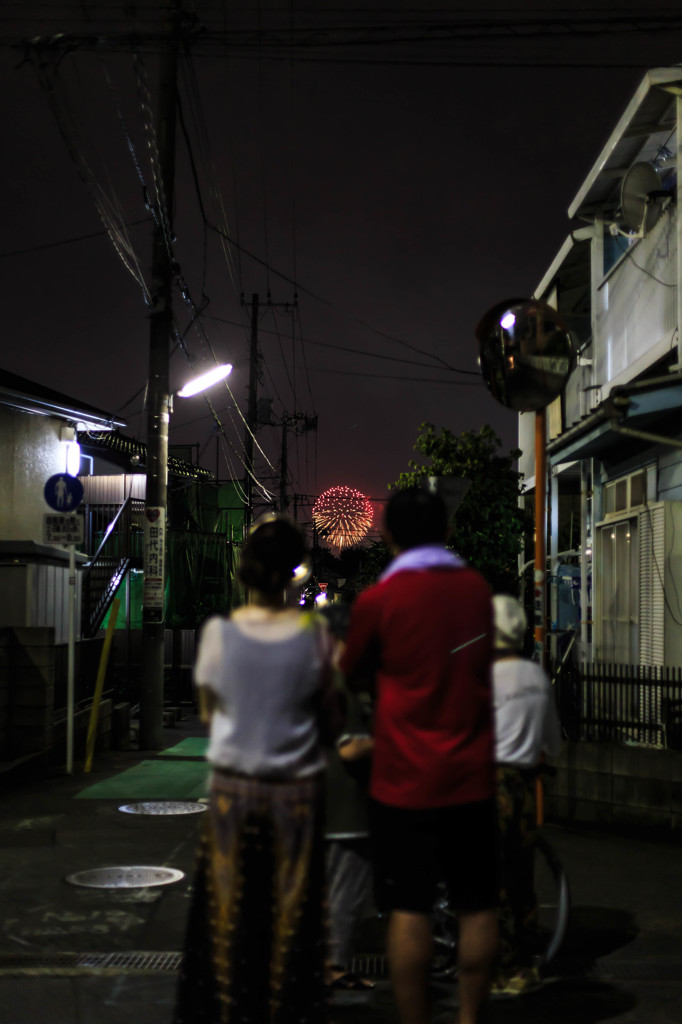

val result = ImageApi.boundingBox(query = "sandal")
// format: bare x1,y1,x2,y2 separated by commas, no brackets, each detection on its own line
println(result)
328,971,375,991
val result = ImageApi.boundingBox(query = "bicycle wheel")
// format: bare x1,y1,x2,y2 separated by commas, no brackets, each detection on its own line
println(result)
533,833,570,965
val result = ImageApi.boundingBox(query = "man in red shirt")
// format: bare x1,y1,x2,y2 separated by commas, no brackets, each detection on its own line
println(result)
341,487,498,1024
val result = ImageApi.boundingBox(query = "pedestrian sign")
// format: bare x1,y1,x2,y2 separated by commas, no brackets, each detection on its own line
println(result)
44,473,84,512
44,513,85,545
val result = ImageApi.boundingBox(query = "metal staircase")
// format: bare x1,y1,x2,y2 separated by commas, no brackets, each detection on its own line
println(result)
81,497,143,638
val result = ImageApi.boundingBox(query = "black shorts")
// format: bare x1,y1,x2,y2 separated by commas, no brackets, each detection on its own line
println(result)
369,797,499,915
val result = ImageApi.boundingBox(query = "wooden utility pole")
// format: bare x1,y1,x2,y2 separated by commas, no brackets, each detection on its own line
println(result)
140,5,180,751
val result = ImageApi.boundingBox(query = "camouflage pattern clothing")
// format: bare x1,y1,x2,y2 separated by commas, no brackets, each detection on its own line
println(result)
495,763,539,975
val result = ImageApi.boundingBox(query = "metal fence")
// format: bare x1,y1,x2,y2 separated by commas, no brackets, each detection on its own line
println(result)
553,660,682,749
109,628,197,707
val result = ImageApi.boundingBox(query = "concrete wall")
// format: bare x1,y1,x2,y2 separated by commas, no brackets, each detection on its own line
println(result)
546,740,682,830
0,627,111,763
0,406,67,542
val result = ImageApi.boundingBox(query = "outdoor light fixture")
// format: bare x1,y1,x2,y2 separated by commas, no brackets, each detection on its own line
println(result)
60,427,81,476
65,441,81,476
176,363,233,398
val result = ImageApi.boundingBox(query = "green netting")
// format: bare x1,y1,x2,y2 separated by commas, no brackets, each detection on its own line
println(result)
75,759,210,800
102,571,147,630
100,482,245,631
157,738,208,758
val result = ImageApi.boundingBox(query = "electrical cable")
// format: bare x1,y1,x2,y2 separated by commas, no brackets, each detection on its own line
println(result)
0,218,149,260
28,46,152,303
293,303,317,416
311,368,486,383
202,311,477,373
204,220,473,373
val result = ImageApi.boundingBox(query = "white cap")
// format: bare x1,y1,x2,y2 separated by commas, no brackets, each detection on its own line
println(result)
492,594,527,651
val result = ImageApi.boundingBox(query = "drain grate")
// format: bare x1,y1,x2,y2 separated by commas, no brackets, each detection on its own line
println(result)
0,951,182,975
349,955,389,979
1,951,680,982
118,801,207,816
65,866,184,889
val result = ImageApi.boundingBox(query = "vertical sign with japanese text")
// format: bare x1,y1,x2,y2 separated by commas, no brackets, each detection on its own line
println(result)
143,506,166,623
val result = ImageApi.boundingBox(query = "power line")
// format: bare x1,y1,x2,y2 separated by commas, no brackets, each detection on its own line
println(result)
0,218,149,260
311,368,486,383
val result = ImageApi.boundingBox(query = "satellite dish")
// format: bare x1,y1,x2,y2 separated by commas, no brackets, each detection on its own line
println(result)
620,162,669,236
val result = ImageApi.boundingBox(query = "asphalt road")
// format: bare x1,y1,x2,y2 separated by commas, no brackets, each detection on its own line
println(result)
1,715,681,1024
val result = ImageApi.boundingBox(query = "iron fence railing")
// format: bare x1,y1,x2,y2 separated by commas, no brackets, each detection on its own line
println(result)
109,628,197,707
553,660,682,749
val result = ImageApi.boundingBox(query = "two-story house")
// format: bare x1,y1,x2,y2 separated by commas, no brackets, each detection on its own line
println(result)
522,66,682,675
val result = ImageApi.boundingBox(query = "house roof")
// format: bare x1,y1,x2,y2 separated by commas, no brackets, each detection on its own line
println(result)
0,367,127,431
568,66,682,223
79,429,214,481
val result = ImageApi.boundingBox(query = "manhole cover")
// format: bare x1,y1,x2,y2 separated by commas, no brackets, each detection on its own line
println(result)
118,802,207,816
65,866,185,889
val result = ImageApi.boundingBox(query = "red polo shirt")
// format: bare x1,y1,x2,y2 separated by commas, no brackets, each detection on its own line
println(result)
341,566,494,809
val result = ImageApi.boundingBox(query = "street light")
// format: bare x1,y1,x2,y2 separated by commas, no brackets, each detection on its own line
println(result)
140,361,233,750
176,363,233,398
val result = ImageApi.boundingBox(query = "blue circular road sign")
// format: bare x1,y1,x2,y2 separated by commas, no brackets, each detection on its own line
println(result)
44,474,84,512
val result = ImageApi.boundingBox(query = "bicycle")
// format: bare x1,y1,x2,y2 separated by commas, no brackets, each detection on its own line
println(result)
431,766,571,980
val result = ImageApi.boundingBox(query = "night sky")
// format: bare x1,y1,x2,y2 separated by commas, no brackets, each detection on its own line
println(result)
2,2,682,535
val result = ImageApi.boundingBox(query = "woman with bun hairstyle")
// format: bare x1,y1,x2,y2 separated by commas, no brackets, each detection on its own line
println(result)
174,516,341,1024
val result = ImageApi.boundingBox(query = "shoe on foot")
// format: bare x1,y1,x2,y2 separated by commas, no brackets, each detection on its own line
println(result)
490,965,541,998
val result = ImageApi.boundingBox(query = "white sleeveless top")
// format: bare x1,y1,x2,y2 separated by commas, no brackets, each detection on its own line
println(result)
195,610,332,778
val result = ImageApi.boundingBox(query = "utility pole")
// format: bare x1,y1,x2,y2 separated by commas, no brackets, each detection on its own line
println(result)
280,414,317,514
243,293,259,535
140,4,180,751
242,294,300,529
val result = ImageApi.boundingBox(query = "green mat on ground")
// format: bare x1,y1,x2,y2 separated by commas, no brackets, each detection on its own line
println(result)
75,759,210,800
157,737,209,758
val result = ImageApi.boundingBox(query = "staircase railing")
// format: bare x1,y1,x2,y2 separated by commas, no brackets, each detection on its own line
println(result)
81,497,143,638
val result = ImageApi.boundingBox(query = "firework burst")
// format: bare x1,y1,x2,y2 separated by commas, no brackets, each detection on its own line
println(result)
312,486,373,549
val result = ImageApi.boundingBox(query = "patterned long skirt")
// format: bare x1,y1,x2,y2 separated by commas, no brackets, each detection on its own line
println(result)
174,770,328,1024
495,764,539,973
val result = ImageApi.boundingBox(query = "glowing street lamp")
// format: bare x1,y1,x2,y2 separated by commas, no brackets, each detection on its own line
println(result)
176,363,233,398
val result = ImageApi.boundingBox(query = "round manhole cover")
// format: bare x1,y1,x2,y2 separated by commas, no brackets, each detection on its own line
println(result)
65,866,185,889
118,801,207,816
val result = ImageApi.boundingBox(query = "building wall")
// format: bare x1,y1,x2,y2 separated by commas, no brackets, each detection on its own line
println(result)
595,210,677,392
0,406,67,541
546,741,682,830
81,475,146,504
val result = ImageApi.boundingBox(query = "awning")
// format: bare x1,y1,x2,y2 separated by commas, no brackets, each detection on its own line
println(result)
547,373,682,466
79,430,214,481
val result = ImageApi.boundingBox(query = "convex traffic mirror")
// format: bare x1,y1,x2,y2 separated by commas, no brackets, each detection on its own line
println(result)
476,298,576,412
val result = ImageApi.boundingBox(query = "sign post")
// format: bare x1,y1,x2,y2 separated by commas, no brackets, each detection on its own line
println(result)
44,474,85,774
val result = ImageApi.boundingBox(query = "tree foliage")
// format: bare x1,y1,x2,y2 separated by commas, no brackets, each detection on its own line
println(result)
392,422,528,593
